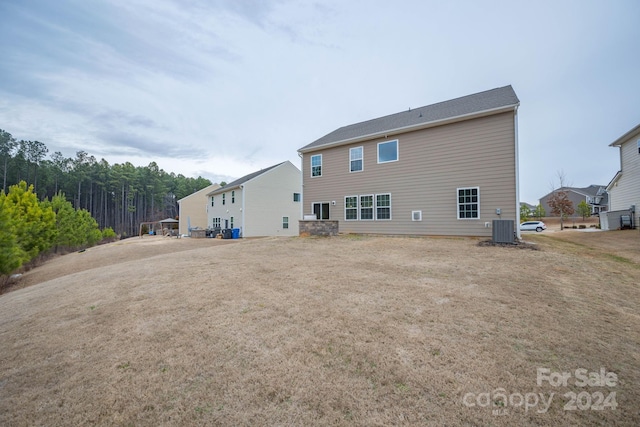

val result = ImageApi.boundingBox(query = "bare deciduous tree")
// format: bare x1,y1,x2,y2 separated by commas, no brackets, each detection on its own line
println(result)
548,170,574,230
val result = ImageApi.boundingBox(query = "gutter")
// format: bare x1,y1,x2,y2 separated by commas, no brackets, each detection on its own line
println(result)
298,103,520,154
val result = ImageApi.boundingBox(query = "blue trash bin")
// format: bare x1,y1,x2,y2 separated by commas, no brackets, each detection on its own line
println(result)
231,228,240,239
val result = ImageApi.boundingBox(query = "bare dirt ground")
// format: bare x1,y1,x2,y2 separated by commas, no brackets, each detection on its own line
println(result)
0,232,638,426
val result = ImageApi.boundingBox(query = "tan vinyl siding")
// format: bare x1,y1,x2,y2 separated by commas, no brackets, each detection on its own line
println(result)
609,131,640,226
178,183,221,234
302,112,517,236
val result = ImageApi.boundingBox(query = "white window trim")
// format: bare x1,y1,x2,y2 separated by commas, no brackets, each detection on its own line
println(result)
375,193,392,220
457,187,480,220
349,146,364,173
344,195,359,221
359,194,375,221
311,154,322,178
377,139,399,164
412,210,422,221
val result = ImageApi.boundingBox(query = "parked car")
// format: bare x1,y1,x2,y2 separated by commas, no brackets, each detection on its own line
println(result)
520,221,546,232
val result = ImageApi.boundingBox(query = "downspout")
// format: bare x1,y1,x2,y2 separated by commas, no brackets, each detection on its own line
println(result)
298,151,304,221
514,106,521,239
240,184,245,238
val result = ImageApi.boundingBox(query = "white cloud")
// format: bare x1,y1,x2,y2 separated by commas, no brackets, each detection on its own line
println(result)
0,0,639,202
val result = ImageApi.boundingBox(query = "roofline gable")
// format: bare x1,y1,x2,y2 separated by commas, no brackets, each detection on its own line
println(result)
205,161,297,196
177,183,221,203
298,103,519,153
298,85,519,153
609,122,640,147
606,171,622,191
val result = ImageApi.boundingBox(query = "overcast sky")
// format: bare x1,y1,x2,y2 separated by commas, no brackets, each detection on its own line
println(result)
1,0,639,203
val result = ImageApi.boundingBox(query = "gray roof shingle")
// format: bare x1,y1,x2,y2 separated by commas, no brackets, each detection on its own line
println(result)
206,162,285,196
299,85,519,152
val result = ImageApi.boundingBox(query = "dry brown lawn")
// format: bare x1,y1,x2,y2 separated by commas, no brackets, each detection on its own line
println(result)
1,232,639,426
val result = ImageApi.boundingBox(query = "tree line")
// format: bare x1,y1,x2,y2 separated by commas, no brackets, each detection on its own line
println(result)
0,181,117,281
1,128,213,237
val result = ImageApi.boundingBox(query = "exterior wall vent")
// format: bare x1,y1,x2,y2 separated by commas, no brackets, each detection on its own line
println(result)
492,219,514,243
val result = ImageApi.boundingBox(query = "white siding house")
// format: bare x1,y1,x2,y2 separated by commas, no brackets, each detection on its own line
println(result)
604,123,640,229
206,161,302,237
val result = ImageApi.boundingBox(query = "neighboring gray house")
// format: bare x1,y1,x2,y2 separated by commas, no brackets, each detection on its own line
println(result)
539,185,608,217
601,123,640,230
206,161,302,237
298,85,521,237
520,202,537,213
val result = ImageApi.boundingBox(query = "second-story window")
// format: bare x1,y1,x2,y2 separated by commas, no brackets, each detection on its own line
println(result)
311,154,322,177
232,190,235,203
222,193,226,205
378,140,398,163
350,146,363,172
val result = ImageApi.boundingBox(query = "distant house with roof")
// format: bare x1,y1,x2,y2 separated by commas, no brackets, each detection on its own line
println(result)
297,85,521,237
520,202,537,212
206,161,301,237
539,185,608,217
177,183,221,235
601,123,640,230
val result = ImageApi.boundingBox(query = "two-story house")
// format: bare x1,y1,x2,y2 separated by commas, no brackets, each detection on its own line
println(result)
177,183,221,235
298,86,520,237
602,123,640,230
539,185,608,217
206,161,302,237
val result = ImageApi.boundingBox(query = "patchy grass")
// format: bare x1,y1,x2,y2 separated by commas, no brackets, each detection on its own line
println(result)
0,234,638,426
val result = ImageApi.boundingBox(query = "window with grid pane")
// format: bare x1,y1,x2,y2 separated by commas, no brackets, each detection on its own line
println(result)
350,147,363,172
376,194,391,220
311,154,322,177
457,187,479,219
345,196,358,220
360,195,373,220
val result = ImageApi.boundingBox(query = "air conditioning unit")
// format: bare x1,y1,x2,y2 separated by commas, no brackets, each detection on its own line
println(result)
492,220,514,243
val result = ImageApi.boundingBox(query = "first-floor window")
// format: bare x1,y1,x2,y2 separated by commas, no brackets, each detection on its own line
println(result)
283,216,289,229
360,195,374,220
457,187,479,219
345,196,358,220
376,194,391,220
212,218,221,228
230,216,234,228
